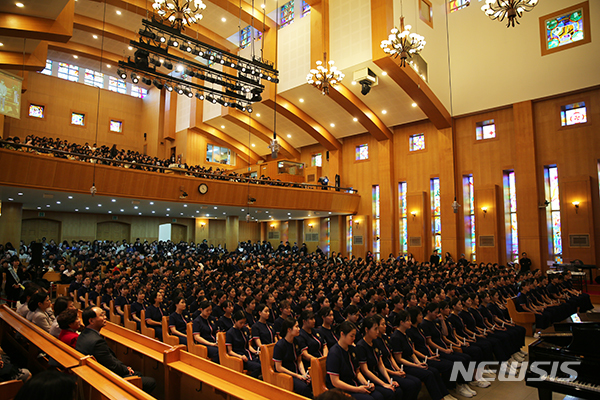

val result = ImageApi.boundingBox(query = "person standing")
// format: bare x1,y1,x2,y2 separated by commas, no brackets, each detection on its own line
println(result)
519,253,532,273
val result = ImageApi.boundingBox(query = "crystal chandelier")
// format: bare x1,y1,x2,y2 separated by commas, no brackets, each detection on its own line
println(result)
152,0,207,30
306,53,345,95
380,16,426,68
481,0,538,28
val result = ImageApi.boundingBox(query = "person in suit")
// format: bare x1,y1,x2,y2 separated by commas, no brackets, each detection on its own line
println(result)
76,306,156,394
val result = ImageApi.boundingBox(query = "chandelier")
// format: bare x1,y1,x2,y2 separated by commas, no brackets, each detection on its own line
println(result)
380,17,426,68
152,0,207,29
481,0,539,28
306,53,344,95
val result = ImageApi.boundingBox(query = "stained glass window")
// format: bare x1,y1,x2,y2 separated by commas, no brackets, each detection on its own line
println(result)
41,60,52,76
109,119,123,133
108,77,127,94
280,0,294,28
410,134,425,151
399,182,408,254
545,166,562,263
239,26,262,49
58,63,79,82
302,0,311,17
131,86,148,99
463,175,475,261
448,0,469,13
84,69,104,88
71,112,85,126
546,8,585,50
311,153,322,167
503,171,519,263
325,217,331,255
347,216,353,257
373,185,381,260
561,102,587,126
476,119,496,140
28,104,44,118
431,178,441,254
356,144,369,160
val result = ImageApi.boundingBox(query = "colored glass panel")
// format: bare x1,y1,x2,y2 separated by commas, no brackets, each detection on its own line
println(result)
399,182,408,254
549,167,560,210
108,77,127,94
280,0,294,28
546,166,562,262
410,134,425,151
373,185,380,259
356,144,368,160
504,171,519,263
84,69,104,88
41,60,52,75
431,178,441,254
347,216,353,256
58,63,79,82
476,119,495,140
373,185,380,219
311,153,322,167
110,120,122,133
240,26,251,49
546,8,585,50
449,0,469,13
561,102,587,126
71,112,85,126
463,175,475,261
302,1,311,17
131,86,148,99
28,104,44,118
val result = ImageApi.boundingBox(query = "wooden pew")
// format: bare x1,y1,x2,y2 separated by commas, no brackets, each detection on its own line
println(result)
311,356,328,397
216,331,244,373
140,310,155,339
55,283,69,298
163,345,307,400
259,343,294,391
507,297,535,336
162,316,181,347
185,322,207,359
73,356,155,400
124,305,137,332
0,380,23,400
109,300,121,325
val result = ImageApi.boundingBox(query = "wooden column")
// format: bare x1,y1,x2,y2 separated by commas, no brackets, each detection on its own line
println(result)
226,216,239,252
0,202,23,248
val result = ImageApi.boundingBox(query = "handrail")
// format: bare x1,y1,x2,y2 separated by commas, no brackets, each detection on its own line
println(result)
0,141,358,194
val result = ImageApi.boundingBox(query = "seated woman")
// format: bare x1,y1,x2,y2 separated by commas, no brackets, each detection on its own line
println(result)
192,300,219,362
272,317,313,398
315,306,338,350
145,291,164,341
169,297,191,346
57,309,80,348
252,303,275,348
326,321,380,400
298,311,328,370
130,289,146,331
27,290,55,333
225,310,261,378
217,300,235,332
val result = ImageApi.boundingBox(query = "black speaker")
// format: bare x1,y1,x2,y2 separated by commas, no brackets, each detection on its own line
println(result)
326,151,329,161
31,242,43,266
335,174,340,192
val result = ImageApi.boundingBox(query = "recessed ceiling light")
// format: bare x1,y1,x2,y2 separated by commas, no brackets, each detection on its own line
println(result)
37,206,41,209
221,125,225,129
266,211,269,213
106,64,111,68
353,117,358,122
330,123,335,127
93,35,98,39
167,208,170,211
214,206,218,209
134,206,138,209
299,98,304,103
138,212,142,215
241,209,244,211
251,143,255,147
196,210,199,213
152,211,155,213
68,196,73,199
256,113,260,117
85,207,90,210
73,55,78,59
56,201,61,204
149,202,154,205
75,209,79,212
382,110,387,114
128,46,133,50
412,102,417,107
120,209,124,212
16,2,24,8
108,211,112,214
111,199,116,202
288,213,291,215
17,192,23,196
223,212,226,215
329,212,332,214
8,197,14,201
206,214,210,217
116,10,122,15
287,134,291,138
221,17,226,22
166,214,169,216
98,204,102,207
261,3,265,8
382,71,387,76
351,81,356,85
180,213,184,215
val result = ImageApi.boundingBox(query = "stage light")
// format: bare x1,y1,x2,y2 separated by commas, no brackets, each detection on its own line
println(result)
131,73,139,84
117,68,127,79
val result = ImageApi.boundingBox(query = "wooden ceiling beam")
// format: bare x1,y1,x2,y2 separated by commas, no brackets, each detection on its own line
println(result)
48,41,122,65
0,0,74,42
0,41,47,71
208,0,271,33
191,124,263,164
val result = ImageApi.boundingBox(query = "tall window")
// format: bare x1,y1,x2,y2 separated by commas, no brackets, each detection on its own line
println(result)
239,26,262,49
302,0,311,17
108,77,127,94
463,175,475,261
84,69,104,88
545,166,562,263
476,119,496,140
207,144,233,165
58,63,79,82
280,0,294,28
503,170,519,263
561,102,587,126
41,59,52,75
410,134,425,151
356,144,369,160
448,0,469,13
372,185,381,260
311,153,322,167
399,182,408,254
347,216,353,257
325,217,331,256
430,178,441,254
131,86,148,99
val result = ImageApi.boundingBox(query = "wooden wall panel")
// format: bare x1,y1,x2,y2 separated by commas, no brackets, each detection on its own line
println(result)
406,193,426,261
239,220,261,243
208,220,226,246
22,217,60,245
474,185,501,263
561,177,595,264
97,221,131,243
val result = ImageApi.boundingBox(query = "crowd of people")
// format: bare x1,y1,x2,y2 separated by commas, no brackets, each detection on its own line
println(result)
0,135,321,189
0,238,594,400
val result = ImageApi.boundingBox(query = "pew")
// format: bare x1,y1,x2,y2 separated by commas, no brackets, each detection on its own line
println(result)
140,310,155,339
260,343,294,391
216,331,245,373
163,345,307,400
162,316,181,347
55,283,69,298
108,300,121,325
185,322,207,358
507,297,535,336
0,380,23,400
311,356,328,397
124,305,138,332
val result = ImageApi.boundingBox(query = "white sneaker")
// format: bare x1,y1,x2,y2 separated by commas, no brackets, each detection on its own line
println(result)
464,383,477,394
455,384,473,398
483,368,496,377
512,353,525,362
445,393,459,400
507,358,521,368
470,379,491,388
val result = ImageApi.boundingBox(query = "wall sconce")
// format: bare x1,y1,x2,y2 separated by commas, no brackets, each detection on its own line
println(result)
200,221,206,230
270,224,275,229
411,211,417,220
481,207,487,217
355,221,360,227
308,223,314,231
572,201,580,214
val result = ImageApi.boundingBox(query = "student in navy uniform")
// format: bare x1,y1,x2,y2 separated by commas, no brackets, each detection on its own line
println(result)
326,321,381,400
298,311,328,370
447,298,495,364
100,283,115,314
390,311,455,400
458,295,506,363
145,291,164,341
252,303,275,347
332,295,346,325
130,289,146,331
226,310,261,378
88,281,103,308
274,300,293,338
169,297,191,346
272,317,313,398
192,300,219,362
243,297,257,327
114,285,130,325
356,316,402,400
315,306,338,350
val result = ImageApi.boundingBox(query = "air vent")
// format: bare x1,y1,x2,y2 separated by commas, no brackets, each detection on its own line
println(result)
268,231,280,240
569,234,590,248
479,235,495,247
353,236,364,245
38,212,46,217
307,174,316,182
409,236,422,247
305,233,319,242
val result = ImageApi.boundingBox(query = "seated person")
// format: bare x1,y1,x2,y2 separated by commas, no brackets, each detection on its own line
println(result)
169,297,191,346
273,317,313,398
57,309,80,348
225,310,261,378
76,306,156,394
26,290,55,333
49,296,76,338
192,300,219,362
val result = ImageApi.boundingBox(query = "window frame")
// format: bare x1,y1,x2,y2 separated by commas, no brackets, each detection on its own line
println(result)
27,103,46,120
109,118,124,134
57,62,79,82
539,1,590,56
475,119,497,142
355,144,369,162
70,111,87,127
559,99,590,129
419,0,433,28
311,153,323,167
409,133,426,153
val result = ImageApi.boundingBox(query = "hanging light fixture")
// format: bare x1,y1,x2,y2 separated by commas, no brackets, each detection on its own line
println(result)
306,53,345,95
152,0,207,30
380,5,426,69
481,0,538,28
